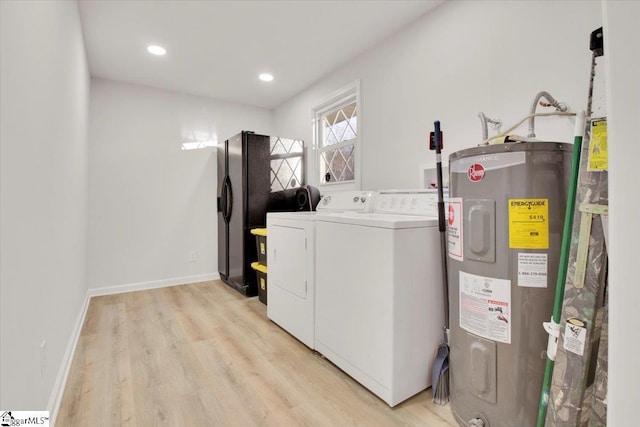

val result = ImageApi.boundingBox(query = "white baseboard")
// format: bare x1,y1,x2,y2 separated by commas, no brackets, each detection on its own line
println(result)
87,272,220,297
48,293,90,427
48,272,220,425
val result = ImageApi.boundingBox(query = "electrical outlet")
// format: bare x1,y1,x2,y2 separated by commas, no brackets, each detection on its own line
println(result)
189,251,198,263
40,340,46,376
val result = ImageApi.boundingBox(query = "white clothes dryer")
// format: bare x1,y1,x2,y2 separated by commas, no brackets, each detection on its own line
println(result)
266,191,377,349
314,190,444,406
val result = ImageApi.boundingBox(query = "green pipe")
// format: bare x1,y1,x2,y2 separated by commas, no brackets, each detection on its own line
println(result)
536,111,586,427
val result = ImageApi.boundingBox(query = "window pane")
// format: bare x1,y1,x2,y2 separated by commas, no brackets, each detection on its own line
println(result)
322,101,357,147
321,144,355,183
271,156,302,191
269,137,303,191
270,137,303,155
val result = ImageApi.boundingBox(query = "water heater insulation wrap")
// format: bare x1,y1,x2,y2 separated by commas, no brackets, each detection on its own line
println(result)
447,142,572,427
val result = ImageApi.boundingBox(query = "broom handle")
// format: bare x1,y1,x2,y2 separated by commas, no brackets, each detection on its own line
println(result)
434,121,449,330
535,110,585,427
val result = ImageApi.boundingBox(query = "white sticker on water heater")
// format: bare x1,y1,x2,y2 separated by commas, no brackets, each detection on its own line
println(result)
447,198,463,262
459,271,511,344
517,253,548,288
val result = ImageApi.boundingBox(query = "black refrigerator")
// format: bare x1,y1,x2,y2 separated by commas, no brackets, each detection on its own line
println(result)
217,131,304,296
218,131,270,296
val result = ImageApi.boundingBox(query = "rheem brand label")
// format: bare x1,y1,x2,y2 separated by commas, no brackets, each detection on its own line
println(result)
467,163,485,182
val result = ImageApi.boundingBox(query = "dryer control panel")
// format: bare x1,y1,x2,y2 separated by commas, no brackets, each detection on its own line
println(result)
317,191,378,213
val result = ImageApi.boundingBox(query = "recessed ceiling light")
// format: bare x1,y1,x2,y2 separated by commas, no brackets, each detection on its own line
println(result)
147,45,167,56
259,73,274,82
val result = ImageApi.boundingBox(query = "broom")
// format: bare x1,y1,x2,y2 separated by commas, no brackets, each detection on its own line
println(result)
430,120,450,405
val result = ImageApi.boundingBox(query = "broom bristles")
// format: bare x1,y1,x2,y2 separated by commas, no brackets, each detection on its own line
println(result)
432,339,450,405
432,368,450,405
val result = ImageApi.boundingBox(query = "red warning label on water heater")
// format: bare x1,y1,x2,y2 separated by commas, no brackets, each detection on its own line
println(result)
447,198,463,262
467,163,485,182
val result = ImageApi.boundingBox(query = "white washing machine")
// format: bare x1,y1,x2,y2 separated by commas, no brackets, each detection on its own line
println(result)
266,191,377,349
314,190,444,406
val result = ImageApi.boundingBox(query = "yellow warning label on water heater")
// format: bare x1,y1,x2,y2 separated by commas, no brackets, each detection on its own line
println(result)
508,199,549,249
588,119,608,171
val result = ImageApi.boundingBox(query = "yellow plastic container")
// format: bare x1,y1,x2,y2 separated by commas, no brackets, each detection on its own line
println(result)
251,261,268,305
251,228,268,265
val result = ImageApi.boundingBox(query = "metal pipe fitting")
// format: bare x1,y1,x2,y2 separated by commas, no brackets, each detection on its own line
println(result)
527,91,569,138
478,112,489,141
478,112,502,143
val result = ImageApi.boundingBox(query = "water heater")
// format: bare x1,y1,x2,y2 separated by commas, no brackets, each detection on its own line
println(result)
447,142,571,427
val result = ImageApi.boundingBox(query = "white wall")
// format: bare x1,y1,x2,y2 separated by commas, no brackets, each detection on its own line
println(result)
1,0,89,411
88,79,273,292
603,1,640,424
275,1,601,191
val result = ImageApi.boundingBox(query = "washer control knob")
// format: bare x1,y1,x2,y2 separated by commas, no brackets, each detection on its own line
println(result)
353,196,360,202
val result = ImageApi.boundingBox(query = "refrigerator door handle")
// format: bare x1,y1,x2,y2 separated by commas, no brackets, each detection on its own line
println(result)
224,176,233,221
219,178,227,216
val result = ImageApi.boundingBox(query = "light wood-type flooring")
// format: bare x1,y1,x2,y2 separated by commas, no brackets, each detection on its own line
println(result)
56,280,457,426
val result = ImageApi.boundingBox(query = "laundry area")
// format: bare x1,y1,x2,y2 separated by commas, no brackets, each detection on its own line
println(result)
2,1,638,426
216,24,611,426
213,19,613,427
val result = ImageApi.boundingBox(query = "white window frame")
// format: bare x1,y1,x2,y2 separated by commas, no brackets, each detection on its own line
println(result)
311,80,361,192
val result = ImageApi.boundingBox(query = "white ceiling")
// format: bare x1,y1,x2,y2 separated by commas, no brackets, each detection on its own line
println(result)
78,0,442,109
